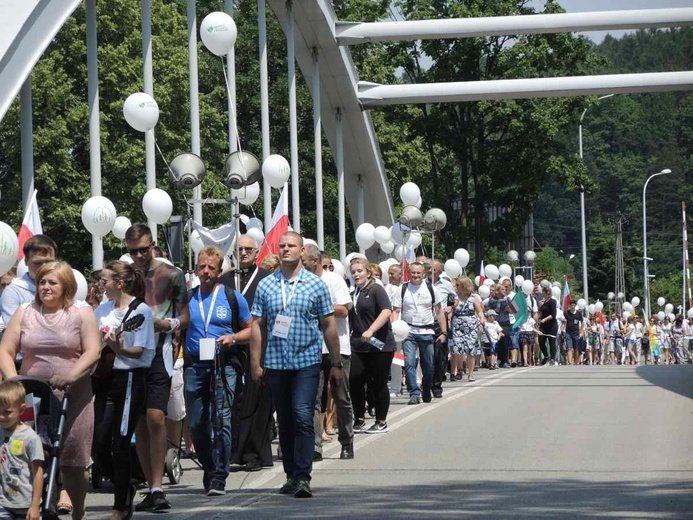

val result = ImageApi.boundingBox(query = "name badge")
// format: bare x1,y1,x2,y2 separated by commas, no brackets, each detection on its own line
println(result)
272,315,292,339
199,338,216,361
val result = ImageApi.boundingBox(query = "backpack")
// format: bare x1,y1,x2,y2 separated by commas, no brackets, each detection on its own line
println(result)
401,280,436,310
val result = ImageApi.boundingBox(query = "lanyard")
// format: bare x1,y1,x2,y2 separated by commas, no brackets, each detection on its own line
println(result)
352,287,362,314
198,284,221,336
280,271,302,311
241,268,259,297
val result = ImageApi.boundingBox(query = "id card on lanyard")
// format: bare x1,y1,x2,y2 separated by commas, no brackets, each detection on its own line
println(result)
272,272,301,339
198,285,221,360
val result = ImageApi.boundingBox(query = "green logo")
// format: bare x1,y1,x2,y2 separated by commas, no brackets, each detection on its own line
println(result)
93,207,113,224
0,233,16,257
207,27,214,33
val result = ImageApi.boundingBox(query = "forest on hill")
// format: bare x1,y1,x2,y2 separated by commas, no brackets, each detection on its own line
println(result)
0,0,690,307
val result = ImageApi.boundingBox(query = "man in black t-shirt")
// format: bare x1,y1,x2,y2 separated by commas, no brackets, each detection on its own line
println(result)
565,302,584,365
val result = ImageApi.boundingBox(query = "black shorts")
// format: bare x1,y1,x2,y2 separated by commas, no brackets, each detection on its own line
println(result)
145,350,172,412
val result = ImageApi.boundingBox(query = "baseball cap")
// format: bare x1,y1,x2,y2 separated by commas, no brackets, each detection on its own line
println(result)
485,309,498,317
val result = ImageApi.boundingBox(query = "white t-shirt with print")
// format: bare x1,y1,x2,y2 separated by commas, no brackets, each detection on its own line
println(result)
95,300,156,370
391,282,443,334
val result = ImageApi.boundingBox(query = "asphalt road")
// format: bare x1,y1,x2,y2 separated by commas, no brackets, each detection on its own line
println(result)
84,364,693,519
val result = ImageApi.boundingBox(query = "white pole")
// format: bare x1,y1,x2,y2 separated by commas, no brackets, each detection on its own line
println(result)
643,169,672,318
313,48,324,248
259,0,271,231
683,202,686,313
20,80,33,218
356,175,365,226
86,0,103,269
225,0,237,158
336,108,346,261
287,0,300,233
188,0,202,225
142,0,157,238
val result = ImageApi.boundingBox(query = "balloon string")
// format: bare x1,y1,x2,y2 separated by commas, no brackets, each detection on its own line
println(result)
220,58,244,155
152,133,172,171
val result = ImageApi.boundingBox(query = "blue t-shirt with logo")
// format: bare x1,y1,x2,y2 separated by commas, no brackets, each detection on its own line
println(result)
185,285,251,357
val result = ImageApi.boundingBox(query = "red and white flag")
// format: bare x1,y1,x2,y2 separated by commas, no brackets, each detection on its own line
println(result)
562,279,571,312
17,190,42,259
478,260,486,287
256,185,290,266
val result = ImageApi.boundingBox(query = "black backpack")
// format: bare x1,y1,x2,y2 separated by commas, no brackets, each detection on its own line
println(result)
400,280,436,311
187,285,240,334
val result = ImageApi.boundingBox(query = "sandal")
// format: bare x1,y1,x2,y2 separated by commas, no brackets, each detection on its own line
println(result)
468,377,475,382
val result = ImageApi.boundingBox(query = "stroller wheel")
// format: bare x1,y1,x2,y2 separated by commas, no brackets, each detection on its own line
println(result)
165,448,182,484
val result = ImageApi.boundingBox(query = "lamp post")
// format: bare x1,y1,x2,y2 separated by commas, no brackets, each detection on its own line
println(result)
578,93,614,305
643,168,672,319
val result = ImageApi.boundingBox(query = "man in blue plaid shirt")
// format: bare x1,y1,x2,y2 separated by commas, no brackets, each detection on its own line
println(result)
250,231,343,498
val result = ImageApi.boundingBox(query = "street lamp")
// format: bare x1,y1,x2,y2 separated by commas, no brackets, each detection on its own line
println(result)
578,94,614,305
643,168,672,318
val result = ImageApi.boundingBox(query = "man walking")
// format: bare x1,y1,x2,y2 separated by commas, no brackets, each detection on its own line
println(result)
431,260,456,398
565,301,584,365
391,262,447,405
250,232,343,498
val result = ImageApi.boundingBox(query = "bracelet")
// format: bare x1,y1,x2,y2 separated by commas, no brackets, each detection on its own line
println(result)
167,318,180,334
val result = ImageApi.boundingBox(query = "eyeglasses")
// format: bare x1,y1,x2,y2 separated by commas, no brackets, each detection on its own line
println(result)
322,264,334,271
238,247,256,253
127,245,152,256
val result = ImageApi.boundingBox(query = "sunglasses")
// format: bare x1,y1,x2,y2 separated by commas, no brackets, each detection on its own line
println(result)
238,247,256,253
127,245,152,256
322,264,334,271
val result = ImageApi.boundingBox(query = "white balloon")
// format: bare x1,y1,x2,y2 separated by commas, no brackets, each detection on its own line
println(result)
331,259,345,278
112,216,132,240
232,182,260,206
119,254,134,264
406,232,422,249
521,280,534,296
355,223,376,249
657,297,666,307
443,259,462,279
577,298,587,310
303,238,318,248
514,275,524,287
373,226,391,245
657,311,666,321
540,279,551,289
622,302,633,312
551,286,561,299
631,296,640,308
390,223,411,244
246,227,265,247
478,285,490,299
506,250,519,262
199,11,238,56
594,301,603,312
142,189,173,225
552,281,562,288
222,257,231,272
588,304,595,314
622,311,631,320
499,264,512,278
414,196,422,208
524,250,537,263
0,222,19,277
72,269,88,301
81,196,117,237
608,292,615,300
392,320,411,342
668,312,676,322
262,154,291,189
380,241,395,254
483,278,494,287
474,276,481,287
379,262,391,284
399,182,420,206
687,308,693,319
123,92,159,132
246,217,263,230
484,264,499,280
665,303,674,314
454,248,470,268
190,230,204,254
483,297,490,307
16,258,27,278
345,252,368,266
394,245,406,262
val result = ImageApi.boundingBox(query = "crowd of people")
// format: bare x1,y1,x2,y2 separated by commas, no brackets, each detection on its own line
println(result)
1,229,692,520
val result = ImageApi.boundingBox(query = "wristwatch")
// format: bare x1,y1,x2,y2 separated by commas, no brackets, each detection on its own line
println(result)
331,361,344,369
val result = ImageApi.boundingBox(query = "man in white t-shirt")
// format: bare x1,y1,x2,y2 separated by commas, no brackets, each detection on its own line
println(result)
432,262,457,397
385,264,403,307
391,262,447,405
302,245,355,460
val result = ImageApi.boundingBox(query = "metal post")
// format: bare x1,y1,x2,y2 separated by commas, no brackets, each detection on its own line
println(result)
20,79,34,217
225,0,237,157
142,0,157,237
313,48,324,248
188,0,202,225
336,108,346,261
86,0,103,269
287,1,300,233
356,175,365,226
643,169,672,319
259,0,271,231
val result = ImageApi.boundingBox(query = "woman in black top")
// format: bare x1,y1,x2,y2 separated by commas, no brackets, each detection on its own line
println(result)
538,286,558,365
348,258,395,434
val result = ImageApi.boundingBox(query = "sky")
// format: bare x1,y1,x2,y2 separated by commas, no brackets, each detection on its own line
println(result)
531,0,693,43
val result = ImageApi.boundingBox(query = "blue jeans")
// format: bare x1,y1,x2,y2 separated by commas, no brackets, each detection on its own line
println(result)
184,361,238,485
267,363,321,482
403,333,434,398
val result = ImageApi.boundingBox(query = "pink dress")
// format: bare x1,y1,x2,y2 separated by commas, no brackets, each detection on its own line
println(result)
19,302,94,468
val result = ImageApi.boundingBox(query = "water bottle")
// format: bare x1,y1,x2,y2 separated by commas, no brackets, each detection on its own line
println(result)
368,337,385,350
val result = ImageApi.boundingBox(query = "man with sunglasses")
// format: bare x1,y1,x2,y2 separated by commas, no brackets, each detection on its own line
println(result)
125,224,189,512
219,235,274,472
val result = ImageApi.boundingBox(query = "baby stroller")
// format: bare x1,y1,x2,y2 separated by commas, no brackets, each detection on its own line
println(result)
12,376,69,520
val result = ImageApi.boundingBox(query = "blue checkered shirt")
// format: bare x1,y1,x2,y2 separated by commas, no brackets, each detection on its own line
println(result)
251,268,333,370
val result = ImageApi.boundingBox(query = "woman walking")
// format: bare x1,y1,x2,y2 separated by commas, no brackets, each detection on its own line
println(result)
450,278,484,382
537,287,557,365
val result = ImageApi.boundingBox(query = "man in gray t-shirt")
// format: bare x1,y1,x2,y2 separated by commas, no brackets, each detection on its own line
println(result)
0,426,45,517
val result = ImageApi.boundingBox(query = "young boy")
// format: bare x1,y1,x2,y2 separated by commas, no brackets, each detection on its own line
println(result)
483,310,504,370
0,380,44,520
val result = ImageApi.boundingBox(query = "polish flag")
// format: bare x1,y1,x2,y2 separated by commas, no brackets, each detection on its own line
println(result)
17,190,42,259
256,185,290,266
478,260,486,287
562,279,571,312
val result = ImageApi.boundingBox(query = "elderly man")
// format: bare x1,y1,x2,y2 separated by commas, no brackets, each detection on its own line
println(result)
302,244,354,461
250,232,342,498
220,235,273,471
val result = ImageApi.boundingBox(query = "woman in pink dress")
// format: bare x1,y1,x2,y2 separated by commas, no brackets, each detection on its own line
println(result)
0,261,100,520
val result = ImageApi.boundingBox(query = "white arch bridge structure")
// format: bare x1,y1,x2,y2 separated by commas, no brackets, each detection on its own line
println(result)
1,1,692,269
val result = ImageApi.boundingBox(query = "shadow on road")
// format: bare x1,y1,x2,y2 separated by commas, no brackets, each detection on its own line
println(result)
636,364,693,400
